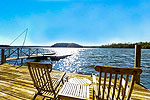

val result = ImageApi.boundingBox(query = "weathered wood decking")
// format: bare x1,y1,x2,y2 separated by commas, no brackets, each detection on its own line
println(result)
0,64,150,100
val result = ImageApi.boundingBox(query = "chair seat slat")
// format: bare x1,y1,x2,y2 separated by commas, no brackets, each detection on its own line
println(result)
58,82,89,99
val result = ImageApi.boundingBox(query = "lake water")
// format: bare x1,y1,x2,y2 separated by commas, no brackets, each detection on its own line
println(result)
1,48,150,89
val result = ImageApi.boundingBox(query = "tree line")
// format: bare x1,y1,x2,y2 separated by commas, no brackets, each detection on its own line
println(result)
100,42,150,49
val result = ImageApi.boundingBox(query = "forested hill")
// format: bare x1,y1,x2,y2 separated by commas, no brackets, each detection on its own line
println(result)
100,42,150,49
51,43,83,48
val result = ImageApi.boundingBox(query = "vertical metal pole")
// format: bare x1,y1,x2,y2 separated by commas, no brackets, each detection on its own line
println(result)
21,58,23,66
134,45,141,84
8,48,10,56
28,48,31,58
42,48,45,56
17,48,19,59
36,48,38,55
43,49,46,56
20,47,23,65
1,49,6,64
20,48,22,57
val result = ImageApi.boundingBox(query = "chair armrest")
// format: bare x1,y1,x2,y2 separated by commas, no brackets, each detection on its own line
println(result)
92,74,98,96
54,72,66,90
58,72,66,83
92,74,97,84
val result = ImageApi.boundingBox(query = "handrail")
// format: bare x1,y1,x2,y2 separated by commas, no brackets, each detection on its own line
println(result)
0,47,48,64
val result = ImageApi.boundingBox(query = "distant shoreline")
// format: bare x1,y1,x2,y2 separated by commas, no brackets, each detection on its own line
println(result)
1,42,150,49
0,46,146,49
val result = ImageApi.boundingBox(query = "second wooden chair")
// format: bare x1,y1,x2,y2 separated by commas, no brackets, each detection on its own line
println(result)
93,65,142,100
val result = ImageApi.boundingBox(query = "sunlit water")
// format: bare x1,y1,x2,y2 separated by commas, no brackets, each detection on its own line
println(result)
1,48,150,89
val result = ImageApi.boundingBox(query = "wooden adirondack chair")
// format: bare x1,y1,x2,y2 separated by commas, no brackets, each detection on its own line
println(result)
26,61,66,100
93,65,142,100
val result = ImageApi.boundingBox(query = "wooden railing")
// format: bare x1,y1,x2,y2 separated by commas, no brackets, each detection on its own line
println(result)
0,47,49,64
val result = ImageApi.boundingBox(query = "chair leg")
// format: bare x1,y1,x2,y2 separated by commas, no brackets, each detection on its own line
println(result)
32,93,38,100
32,91,41,100
57,97,61,100
42,96,46,100
93,89,95,100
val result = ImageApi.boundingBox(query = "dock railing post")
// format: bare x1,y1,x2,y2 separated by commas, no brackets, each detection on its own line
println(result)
8,48,10,56
36,48,38,55
1,49,6,64
42,49,45,56
28,48,31,58
17,48,19,59
21,58,23,66
134,45,141,84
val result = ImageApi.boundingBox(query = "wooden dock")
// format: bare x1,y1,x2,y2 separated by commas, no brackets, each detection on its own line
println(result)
0,64,150,100
1,48,49,64
0,47,72,64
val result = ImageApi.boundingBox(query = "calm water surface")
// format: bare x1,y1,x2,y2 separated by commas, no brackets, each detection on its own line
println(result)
2,48,150,89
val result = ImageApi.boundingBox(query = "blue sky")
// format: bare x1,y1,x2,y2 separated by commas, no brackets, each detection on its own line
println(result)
0,0,150,46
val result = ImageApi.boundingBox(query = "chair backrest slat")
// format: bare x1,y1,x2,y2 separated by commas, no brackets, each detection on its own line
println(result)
28,66,37,87
37,67,43,88
116,74,123,100
95,65,142,100
40,67,47,90
127,73,136,100
122,75,129,100
44,66,52,92
107,73,112,99
112,74,117,100
32,67,40,88
102,72,107,99
46,66,55,93
98,71,102,98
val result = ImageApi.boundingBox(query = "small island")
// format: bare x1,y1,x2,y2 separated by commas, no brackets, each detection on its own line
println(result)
51,43,83,48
